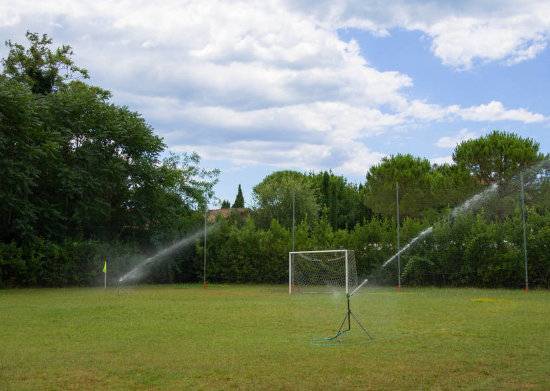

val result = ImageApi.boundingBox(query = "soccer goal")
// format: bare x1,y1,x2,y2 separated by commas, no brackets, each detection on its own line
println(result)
289,250,358,294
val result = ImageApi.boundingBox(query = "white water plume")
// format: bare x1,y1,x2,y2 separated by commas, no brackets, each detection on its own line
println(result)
451,183,498,215
119,225,216,283
381,226,434,269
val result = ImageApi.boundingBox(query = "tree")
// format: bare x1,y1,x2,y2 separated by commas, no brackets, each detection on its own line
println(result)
221,200,231,209
251,171,319,230
364,154,475,222
232,184,245,208
2,31,89,94
1,33,219,244
453,130,544,185
453,131,546,220
365,154,433,221
309,170,369,230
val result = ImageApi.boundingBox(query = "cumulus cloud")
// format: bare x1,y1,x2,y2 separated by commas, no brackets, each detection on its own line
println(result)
1,0,548,189
458,101,547,123
288,0,550,70
435,129,477,148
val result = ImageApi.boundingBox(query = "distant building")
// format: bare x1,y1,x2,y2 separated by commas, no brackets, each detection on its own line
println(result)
207,208,249,222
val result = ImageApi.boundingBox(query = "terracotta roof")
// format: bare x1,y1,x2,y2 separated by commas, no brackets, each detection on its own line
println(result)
207,208,249,222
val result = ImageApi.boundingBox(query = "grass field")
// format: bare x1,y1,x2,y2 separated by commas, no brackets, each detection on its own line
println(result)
0,285,549,390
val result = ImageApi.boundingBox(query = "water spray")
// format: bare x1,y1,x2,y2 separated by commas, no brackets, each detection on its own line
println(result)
117,224,218,285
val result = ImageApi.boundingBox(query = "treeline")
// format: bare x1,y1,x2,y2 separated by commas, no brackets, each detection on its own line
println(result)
1,32,549,289
201,202,550,288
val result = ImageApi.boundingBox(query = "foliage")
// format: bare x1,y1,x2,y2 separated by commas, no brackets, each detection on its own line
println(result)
1,31,549,290
453,130,544,185
231,184,245,208
251,170,320,230
309,170,371,230
2,31,89,94
0,32,218,287
364,154,480,223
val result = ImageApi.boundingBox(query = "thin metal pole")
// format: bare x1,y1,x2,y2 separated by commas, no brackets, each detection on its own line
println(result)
347,294,351,330
292,189,295,252
291,190,295,294
521,173,529,293
397,182,401,291
204,204,207,289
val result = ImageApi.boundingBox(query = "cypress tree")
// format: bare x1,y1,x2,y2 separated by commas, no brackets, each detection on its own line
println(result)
232,184,245,208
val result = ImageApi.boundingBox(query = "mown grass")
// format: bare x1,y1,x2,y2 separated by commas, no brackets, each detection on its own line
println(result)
0,285,548,390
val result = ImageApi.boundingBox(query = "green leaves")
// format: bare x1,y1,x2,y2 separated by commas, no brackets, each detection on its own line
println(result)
1,33,219,248
251,170,320,230
2,31,89,94
453,130,544,184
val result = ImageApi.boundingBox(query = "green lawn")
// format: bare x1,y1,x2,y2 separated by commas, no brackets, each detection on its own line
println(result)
0,285,548,390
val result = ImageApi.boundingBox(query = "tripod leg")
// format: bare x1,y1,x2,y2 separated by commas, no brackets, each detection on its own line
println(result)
337,311,353,342
337,312,350,334
349,311,374,340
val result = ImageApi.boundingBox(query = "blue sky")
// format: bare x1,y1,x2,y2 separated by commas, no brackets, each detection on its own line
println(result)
1,0,549,207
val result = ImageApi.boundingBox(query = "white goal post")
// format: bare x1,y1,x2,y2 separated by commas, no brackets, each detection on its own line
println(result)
289,250,358,294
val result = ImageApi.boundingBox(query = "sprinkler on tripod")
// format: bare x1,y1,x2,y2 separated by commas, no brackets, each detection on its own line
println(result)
109,278,127,296
335,291,374,342
313,281,374,344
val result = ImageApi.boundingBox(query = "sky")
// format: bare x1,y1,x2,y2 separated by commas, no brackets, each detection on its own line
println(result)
2,0,549,207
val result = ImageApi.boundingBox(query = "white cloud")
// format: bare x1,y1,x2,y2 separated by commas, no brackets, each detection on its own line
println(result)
400,100,547,124
288,0,550,70
1,0,548,191
0,5,20,27
459,101,547,123
435,129,477,148
426,12,550,70
430,156,454,165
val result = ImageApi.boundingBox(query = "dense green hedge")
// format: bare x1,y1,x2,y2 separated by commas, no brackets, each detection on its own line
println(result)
1,205,549,289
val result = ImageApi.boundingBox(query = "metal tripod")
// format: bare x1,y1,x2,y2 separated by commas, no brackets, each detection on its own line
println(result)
336,293,374,342
109,280,127,296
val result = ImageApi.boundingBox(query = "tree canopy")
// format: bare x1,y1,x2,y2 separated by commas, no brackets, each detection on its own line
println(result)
453,130,544,185
2,31,89,94
1,32,218,245
251,170,320,229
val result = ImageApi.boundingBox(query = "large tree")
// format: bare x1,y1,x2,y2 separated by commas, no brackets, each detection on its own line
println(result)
364,154,476,222
1,32,218,244
251,170,319,230
452,130,544,185
452,130,546,219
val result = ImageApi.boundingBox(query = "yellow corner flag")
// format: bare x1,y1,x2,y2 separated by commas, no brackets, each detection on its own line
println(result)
103,261,107,273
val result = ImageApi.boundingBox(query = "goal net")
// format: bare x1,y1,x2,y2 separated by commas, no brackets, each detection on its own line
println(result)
289,250,358,294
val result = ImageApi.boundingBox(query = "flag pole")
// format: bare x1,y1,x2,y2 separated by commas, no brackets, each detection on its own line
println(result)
103,261,107,289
